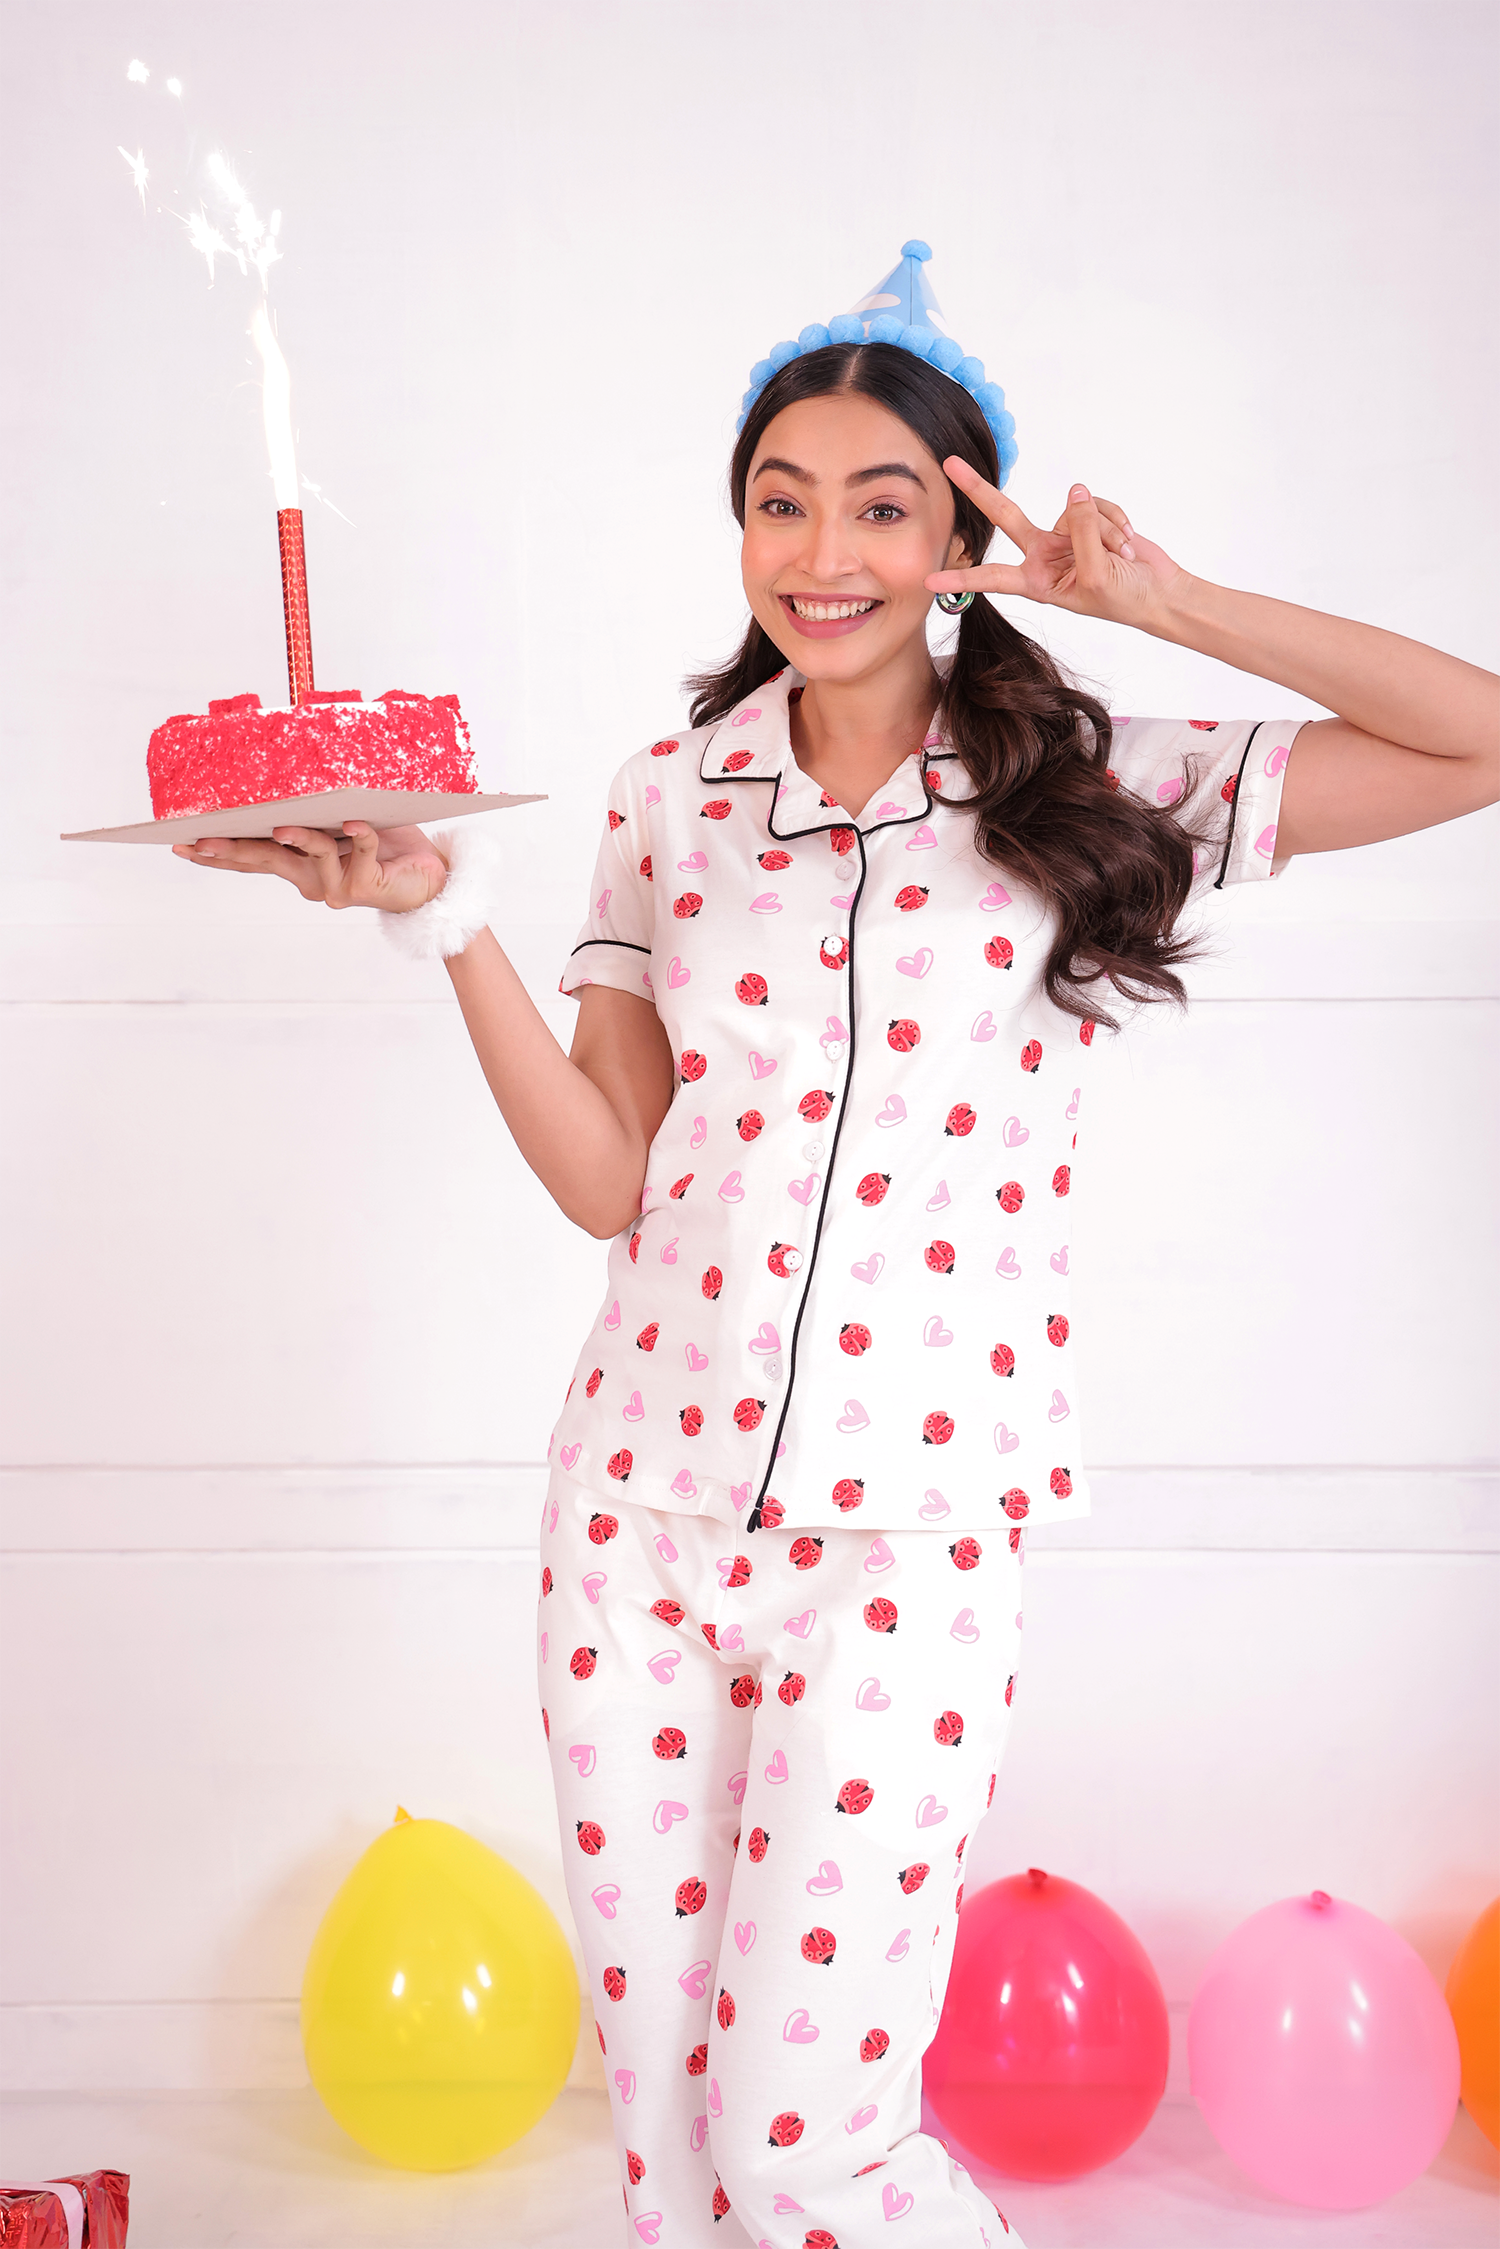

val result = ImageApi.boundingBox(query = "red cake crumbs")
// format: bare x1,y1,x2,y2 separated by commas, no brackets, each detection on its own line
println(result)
147,689,478,819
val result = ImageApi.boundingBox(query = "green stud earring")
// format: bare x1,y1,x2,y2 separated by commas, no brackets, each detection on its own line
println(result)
935,589,975,614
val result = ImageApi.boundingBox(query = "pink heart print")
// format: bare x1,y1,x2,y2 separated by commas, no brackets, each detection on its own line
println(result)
654,1532,678,1563
1254,823,1278,859
785,1610,817,1640
950,1609,980,1644
689,2115,708,2153
924,1315,953,1347
788,1174,819,1204
623,1389,646,1421
919,1489,951,1520
1002,1115,1029,1148
875,1095,907,1126
678,1958,713,1998
678,850,708,871
690,1115,708,1149
916,1793,949,1827
569,1743,597,1776
559,1442,581,1470
772,2197,806,2218
806,1860,843,1895
595,886,613,918
906,823,937,850
734,1920,757,1954
604,1299,621,1330
718,1171,746,1201
851,1253,885,1284
547,1499,560,1533
749,1323,781,1354
582,1571,607,1604
708,2077,723,2118
750,891,782,913
1066,1087,1081,1120
1265,739,1291,776
731,707,761,726
886,1927,911,1961
994,1423,1021,1454
926,1182,951,1212
648,1651,681,1685
896,946,933,978
970,1011,997,1042
670,1470,698,1499
995,1249,1022,1279
783,2007,821,2043
644,784,661,807
820,1014,849,1059
748,1052,778,1080
591,1881,620,1916
830,891,855,909
980,881,1012,911
667,955,690,988
1049,1390,1071,1422
882,2183,915,2220
539,1632,548,1662
614,2066,635,2102
731,1480,752,1513
847,2103,879,2134
876,799,905,817
1156,777,1184,805
1050,1246,1069,1276
718,1623,746,1652
864,1537,896,1573
838,1400,871,1432
653,1799,689,1833
685,1342,709,1371
856,1676,891,1711
765,1748,791,1783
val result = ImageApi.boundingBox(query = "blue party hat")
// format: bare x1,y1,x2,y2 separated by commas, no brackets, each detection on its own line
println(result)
847,239,950,337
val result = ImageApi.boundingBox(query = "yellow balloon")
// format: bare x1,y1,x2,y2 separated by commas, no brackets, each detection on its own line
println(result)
1446,1896,1499,2150
301,1809,580,2170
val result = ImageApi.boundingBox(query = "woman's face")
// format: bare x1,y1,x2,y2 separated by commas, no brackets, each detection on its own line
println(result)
741,391,969,685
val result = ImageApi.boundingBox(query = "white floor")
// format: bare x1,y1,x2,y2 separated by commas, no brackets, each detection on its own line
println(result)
0,2090,1494,2248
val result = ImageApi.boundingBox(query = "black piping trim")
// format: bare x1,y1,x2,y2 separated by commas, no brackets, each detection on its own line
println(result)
1212,724,1264,892
567,936,652,959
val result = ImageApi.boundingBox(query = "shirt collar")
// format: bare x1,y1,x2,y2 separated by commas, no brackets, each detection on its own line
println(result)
698,663,974,834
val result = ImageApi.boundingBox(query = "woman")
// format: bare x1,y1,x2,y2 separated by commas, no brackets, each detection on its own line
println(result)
175,262,1496,2249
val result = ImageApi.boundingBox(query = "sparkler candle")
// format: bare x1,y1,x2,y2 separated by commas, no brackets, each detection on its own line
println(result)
250,301,314,704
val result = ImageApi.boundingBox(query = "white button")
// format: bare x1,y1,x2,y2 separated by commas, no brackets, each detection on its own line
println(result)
803,1140,825,1161
822,933,844,950
837,854,856,872
764,1356,783,1381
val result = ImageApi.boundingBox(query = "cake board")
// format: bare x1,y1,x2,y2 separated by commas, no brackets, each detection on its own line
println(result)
61,787,547,847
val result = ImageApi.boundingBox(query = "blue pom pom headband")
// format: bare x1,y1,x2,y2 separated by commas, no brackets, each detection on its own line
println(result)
737,239,1019,488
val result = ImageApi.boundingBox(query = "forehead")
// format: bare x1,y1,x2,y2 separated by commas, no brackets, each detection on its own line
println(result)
748,391,944,486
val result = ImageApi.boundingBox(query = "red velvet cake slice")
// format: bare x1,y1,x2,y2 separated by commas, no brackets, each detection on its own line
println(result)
147,689,479,820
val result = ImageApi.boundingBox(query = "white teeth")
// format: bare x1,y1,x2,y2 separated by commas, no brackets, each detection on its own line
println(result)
790,597,876,622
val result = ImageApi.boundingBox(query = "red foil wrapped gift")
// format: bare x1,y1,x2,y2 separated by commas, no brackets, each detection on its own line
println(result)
0,2174,128,2248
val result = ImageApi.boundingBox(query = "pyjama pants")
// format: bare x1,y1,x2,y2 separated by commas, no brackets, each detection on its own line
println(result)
538,1471,1029,2249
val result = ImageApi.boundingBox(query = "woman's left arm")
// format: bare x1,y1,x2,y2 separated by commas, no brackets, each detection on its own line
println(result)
930,461,1500,855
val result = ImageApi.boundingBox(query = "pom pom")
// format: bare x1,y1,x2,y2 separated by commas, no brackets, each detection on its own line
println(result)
900,324,936,357
974,381,1007,417
797,323,831,353
954,355,985,390
768,338,801,371
749,357,777,387
928,335,964,374
867,312,904,345
989,408,1016,443
998,436,1020,475
901,239,933,261
827,312,865,345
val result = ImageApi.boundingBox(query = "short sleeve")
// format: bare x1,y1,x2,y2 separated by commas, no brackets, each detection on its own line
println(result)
558,758,658,1001
1105,715,1310,889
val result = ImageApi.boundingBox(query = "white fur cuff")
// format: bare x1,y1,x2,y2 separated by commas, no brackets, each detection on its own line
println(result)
379,817,506,961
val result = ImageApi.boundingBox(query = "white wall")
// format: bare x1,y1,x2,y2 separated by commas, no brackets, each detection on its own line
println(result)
2,0,1496,2105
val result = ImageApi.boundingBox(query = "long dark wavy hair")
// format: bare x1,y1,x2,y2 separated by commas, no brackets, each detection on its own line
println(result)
686,343,1212,1025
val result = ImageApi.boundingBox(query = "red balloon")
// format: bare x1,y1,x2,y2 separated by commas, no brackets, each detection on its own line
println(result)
925,1867,1169,2180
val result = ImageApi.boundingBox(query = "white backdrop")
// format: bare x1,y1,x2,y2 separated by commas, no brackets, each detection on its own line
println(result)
2,0,1496,2115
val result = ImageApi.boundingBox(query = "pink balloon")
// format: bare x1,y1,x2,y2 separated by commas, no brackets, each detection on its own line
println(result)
925,1868,1168,2180
1190,1890,1460,2208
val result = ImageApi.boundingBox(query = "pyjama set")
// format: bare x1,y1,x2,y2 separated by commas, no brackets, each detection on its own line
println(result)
541,668,1298,2244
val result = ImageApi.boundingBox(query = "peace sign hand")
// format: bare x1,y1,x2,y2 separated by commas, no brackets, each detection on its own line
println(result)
926,458,1188,630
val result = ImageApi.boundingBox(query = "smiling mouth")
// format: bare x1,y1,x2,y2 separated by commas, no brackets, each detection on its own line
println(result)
778,592,883,639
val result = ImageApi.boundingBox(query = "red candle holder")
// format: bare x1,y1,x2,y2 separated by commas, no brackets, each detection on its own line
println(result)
276,507,315,705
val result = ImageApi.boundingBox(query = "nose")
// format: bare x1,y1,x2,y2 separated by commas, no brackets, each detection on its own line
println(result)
799,508,865,587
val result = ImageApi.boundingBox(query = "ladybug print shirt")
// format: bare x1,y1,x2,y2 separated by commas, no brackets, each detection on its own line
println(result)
551,667,1303,1536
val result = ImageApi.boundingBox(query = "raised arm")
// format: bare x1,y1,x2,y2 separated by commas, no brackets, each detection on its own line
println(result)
928,463,1500,855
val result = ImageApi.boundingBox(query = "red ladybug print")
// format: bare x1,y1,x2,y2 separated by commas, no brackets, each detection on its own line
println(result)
702,1623,720,1649
635,1322,659,1352
934,1710,965,1746
1221,773,1238,803
1020,1039,1043,1073
895,884,929,912
946,1102,977,1137
680,1405,704,1437
588,1512,619,1545
723,1554,752,1587
735,971,769,1008
627,2150,644,2185
712,2181,733,2224
737,1109,765,1141
650,738,680,757
1080,1019,1096,1046
799,1088,834,1122
541,1708,549,1738
926,1239,955,1274
675,1877,708,1919
790,1536,824,1571
840,1321,872,1357
836,1778,874,1816
768,1241,803,1277
830,825,856,854
749,1826,770,1861
1003,1488,1032,1520
576,1819,606,1854
768,2110,806,2147
1051,1466,1073,1498
607,808,625,829
990,1343,1015,1379
722,748,753,773
861,2027,891,2063
650,1597,684,1627
804,2232,838,2249
801,1927,838,1965
700,798,732,820
672,891,702,919
864,1596,898,1633
759,849,792,870
570,1645,598,1678
1189,719,1220,731
653,1726,687,1761
950,1537,981,1571
923,1409,955,1446
1103,767,1121,790
832,1476,865,1511
729,1673,756,1708
898,1863,930,1894
638,855,653,882
680,1048,707,1082
716,1988,736,2030
1008,1525,1023,1554
888,1017,921,1052
702,1264,723,1299
733,1396,766,1432
778,1670,806,1706
1047,1312,1070,1348
628,1230,641,1263
820,935,850,970
856,1172,891,1208
1053,1164,1071,1196
585,1366,603,1397
540,1565,553,1595
985,934,1015,971
668,1174,693,1201
686,2042,708,2075
996,1180,1025,1215
1005,1673,1016,1707
602,1965,627,2002
748,1493,785,1530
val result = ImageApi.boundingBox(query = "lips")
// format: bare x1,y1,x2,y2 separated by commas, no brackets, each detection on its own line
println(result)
777,593,884,641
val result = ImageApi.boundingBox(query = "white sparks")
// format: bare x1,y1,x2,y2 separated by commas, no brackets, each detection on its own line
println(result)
118,146,149,207
126,58,149,83
185,207,232,283
165,77,183,98
301,476,354,525
251,301,300,507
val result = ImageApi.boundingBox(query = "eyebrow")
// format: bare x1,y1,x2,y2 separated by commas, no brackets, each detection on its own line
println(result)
752,457,928,490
